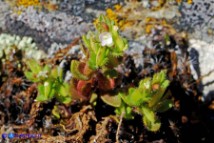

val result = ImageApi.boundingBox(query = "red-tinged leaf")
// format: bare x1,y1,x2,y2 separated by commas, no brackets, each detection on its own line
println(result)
97,73,115,91
76,80,93,98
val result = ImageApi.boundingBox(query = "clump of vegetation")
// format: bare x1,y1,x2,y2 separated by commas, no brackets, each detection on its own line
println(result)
70,15,128,100
24,59,72,104
115,70,172,131
23,15,172,134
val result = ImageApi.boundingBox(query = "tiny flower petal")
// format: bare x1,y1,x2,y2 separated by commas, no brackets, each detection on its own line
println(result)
99,32,113,47
44,81,49,86
113,26,118,31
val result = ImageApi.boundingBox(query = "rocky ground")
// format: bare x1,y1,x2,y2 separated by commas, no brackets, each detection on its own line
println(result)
0,0,213,99
0,0,214,142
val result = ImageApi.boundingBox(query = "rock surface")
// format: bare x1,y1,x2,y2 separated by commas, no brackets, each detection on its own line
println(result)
179,0,214,99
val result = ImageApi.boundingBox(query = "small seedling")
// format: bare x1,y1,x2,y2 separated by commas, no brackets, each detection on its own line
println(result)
70,15,128,100
113,70,172,131
24,59,72,104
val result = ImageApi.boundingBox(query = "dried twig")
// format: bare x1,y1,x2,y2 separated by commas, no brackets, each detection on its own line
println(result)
116,111,124,143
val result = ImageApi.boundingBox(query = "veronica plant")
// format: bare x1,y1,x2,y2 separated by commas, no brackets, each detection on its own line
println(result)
70,15,128,99
108,70,173,132
24,59,72,104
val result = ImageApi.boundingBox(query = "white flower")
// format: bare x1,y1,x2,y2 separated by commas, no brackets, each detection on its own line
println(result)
99,32,113,47
144,81,150,89
113,26,118,31
44,81,49,87
37,71,48,78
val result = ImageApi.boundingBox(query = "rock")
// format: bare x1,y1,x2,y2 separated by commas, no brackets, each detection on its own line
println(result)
188,39,214,100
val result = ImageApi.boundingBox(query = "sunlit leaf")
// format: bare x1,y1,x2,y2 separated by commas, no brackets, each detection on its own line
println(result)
101,94,121,107
52,105,60,119
70,60,89,80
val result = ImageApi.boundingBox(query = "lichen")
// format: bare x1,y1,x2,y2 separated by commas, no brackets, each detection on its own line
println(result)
5,0,59,14
0,33,46,60
103,1,180,39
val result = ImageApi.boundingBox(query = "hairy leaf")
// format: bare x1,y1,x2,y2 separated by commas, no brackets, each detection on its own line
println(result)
52,105,60,119
143,116,161,132
155,99,173,112
101,94,121,107
115,102,134,119
70,60,89,80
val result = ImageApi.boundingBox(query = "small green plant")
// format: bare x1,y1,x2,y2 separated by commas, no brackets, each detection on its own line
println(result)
70,15,172,132
24,59,72,104
24,15,172,132
82,15,128,70
70,15,128,99
113,70,172,132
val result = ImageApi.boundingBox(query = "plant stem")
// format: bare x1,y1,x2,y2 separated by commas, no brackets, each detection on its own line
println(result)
116,111,124,143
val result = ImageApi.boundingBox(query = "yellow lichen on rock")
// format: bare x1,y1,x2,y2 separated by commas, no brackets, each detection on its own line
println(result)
103,1,180,39
176,0,193,4
5,0,58,14
16,0,40,7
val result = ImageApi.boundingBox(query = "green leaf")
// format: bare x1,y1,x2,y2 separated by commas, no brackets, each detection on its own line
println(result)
25,59,41,74
57,83,72,104
82,35,90,48
35,81,55,102
139,77,151,90
96,48,109,68
58,96,72,104
51,66,63,80
120,87,150,107
115,102,134,119
149,70,170,108
141,107,156,123
24,71,38,82
115,37,128,52
89,34,99,53
143,116,161,132
35,94,49,102
101,94,121,107
52,105,60,119
36,84,48,102
155,99,173,112
70,60,89,80
120,89,140,106
89,93,98,106
152,70,167,85
141,107,161,132
58,83,70,97
149,88,165,108
161,80,170,89
88,52,97,70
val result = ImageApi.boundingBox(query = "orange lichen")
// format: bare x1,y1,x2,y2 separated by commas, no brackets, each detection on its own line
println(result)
151,0,167,11
106,8,119,24
187,0,193,4
105,4,134,30
145,17,172,34
5,0,58,14
95,1,181,38
176,0,193,4
16,0,40,7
